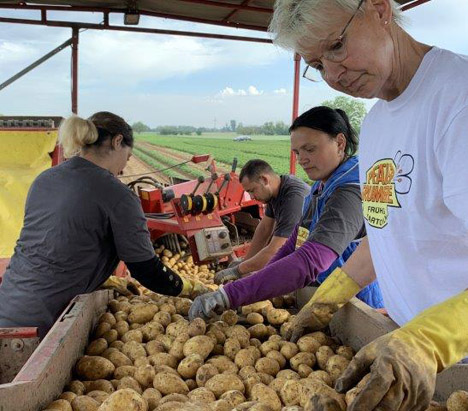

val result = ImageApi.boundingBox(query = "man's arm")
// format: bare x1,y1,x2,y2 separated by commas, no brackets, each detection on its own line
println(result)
243,216,275,260
238,235,287,275
341,236,376,288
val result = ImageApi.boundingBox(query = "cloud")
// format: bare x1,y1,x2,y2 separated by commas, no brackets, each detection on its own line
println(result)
218,86,264,97
247,86,262,95
274,88,287,94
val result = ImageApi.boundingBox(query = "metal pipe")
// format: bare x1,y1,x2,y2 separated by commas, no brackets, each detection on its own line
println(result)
0,37,72,92
401,0,431,11
0,17,272,43
175,0,271,13
289,53,301,175
71,28,79,114
0,3,269,32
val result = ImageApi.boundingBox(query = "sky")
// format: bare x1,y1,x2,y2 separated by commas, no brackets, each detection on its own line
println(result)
1,0,467,128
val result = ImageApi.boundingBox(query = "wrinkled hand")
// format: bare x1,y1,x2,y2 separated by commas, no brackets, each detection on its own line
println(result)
335,333,437,411
189,288,230,321
214,265,241,285
285,302,339,342
101,275,141,297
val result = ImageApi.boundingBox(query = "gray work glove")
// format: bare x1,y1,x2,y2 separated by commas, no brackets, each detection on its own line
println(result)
189,288,231,321
214,265,241,285
228,259,242,269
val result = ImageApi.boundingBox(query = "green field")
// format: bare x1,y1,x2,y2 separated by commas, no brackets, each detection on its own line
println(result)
135,133,310,182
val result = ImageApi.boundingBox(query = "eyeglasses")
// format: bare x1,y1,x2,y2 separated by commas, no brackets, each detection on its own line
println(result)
303,0,365,82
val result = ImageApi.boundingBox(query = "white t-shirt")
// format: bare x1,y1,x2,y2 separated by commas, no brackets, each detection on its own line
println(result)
359,47,468,326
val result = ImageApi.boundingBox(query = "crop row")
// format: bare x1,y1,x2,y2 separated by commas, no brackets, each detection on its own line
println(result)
132,147,188,180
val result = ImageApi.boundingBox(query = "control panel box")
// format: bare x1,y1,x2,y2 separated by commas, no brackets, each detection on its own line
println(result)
194,226,232,261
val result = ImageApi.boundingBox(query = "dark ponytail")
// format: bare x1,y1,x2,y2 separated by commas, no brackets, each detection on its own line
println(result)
289,106,358,156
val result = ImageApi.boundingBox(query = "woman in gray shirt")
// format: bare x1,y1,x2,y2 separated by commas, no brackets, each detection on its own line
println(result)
0,112,203,337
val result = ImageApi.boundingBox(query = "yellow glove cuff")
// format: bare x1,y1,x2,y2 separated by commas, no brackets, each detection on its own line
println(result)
305,267,362,308
181,277,193,296
394,290,468,372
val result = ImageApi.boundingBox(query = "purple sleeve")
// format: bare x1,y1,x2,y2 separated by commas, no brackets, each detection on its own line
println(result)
265,225,298,267
224,240,338,309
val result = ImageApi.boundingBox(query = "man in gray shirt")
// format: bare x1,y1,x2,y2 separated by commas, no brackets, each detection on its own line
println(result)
215,159,309,284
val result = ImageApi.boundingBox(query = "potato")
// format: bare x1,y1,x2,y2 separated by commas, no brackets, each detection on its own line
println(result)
153,311,172,327
187,387,216,403
325,355,350,382
308,370,333,387
250,338,262,348
158,394,188,405
44,399,72,410
70,395,100,411
297,335,322,354
159,303,176,315
255,358,280,377
94,322,112,338
297,364,313,378
166,320,189,337
168,333,190,360
233,401,272,410
308,331,332,346
316,346,334,370
183,336,214,360
59,392,77,402
122,329,144,343
148,353,178,369
135,365,156,388
243,374,262,397
99,312,116,326
101,329,118,344
266,309,290,325
82,379,114,394
109,341,124,350
224,337,241,360
304,393,343,411
128,304,159,324
238,365,256,380
266,351,286,369
446,390,468,411
117,376,142,394
220,310,238,326
157,335,175,352
345,373,371,406
175,298,192,316
114,311,128,322
142,388,162,409
75,356,115,380
280,342,299,360
257,372,274,385
171,314,185,323
248,324,269,340
427,401,448,411
98,388,147,410
66,380,85,395
276,369,300,381
241,301,272,316
207,356,239,374
280,379,303,406
246,313,264,325
268,378,285,395
153,365,179,376
251,383,282,411
153,372,189,395
86,339,108,356
219,390,246,407
336,346,354,361
121,341,147,362
187,318,206,337
260,341,279,356
145,340,166,356
134,357,150,368
114,365,136,379
300,379,346,409
105,351,132,368
290,352,316,372
234,349,256,368
177,354,204,379
86,390,109,404
205,374,245,398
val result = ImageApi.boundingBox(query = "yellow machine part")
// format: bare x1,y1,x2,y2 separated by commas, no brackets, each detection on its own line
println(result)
0,129,57,257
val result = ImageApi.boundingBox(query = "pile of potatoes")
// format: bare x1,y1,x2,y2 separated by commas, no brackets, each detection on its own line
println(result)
42,294,462,411
154,245,218,292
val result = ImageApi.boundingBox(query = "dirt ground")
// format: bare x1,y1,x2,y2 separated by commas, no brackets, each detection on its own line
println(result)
119,155,169,187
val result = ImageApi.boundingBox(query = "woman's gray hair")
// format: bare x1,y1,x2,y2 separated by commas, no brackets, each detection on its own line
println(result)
269,0,403,53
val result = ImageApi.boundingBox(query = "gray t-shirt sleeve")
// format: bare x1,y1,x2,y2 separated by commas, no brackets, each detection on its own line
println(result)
265,202,274,218
109,190,155,263
273,188,306,238
307,185,365,255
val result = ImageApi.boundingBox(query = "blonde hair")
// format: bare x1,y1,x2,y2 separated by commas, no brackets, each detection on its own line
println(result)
270,0,403,53
58,115,98,158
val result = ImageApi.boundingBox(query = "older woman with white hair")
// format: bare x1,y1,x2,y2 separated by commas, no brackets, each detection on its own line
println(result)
270,0,468,409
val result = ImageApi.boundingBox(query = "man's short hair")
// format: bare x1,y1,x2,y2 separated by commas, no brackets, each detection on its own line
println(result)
239,159,275,182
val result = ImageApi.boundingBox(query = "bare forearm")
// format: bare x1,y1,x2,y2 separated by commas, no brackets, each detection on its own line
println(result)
239,238,287,275
244,220,272,259
341,236,376,288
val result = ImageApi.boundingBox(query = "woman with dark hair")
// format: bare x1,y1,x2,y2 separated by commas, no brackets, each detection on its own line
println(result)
189,105,383,321
0,112,207,337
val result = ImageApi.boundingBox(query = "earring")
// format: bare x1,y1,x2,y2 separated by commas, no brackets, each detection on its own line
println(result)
384,20,388,25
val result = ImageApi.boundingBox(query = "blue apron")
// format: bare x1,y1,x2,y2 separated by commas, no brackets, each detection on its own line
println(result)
302,156,384,309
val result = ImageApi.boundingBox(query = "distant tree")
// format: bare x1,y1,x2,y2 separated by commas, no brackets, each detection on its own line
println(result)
230,120,237,132
196,128,202,136
321,96,367,134
132,121,150,134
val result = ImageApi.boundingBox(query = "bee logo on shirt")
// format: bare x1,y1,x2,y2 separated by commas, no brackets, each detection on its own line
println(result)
362,152,414,228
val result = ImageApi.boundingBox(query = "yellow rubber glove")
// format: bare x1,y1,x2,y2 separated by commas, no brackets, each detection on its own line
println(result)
336,290,468,411
180,277,212,299
101,275,141,297
285,267,361,342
